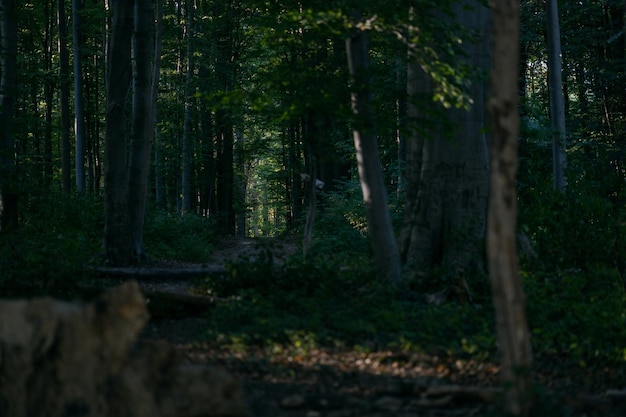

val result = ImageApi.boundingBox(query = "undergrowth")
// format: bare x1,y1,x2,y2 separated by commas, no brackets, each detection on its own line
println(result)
2,181,626,389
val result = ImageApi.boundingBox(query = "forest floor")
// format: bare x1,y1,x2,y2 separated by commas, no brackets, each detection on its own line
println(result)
126,237,626,417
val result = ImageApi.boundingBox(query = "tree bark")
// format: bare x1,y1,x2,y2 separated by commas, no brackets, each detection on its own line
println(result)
346,10,401,286
399,1,490,281
487,0,533,414
73,0,86,194
58,0,72,194
181,0,195,214
128,0,154,261
43,0,54,189
104,0,133,265
152,0,164,210
0,0,18,231
546,0,567,192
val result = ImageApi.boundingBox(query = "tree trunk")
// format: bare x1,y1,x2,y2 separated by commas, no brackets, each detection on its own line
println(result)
488,0,533,414
152,0,164,210
58,0,72,194
235,128,247,237
546,0,567,192
213,2,236,234
43,0,54,189
181,0,195,214
399,1,489,282
346,9,401,286
104,0,133,265
73,0,86,194
127,0,154,261
0,0,18,231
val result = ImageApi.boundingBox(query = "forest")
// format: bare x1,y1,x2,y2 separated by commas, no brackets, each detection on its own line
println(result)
2,0,626,415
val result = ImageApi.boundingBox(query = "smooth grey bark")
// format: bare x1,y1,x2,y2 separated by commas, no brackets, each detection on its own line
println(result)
58,0,72,194
103,0,133,265
73,0,86,194
0,0,18,231
346,10,401,286
546,0,566,192
487,0,533,414
128,0,154,261
399,1,489,281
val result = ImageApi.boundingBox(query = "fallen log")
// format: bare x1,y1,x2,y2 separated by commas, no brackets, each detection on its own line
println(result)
87,265,227,279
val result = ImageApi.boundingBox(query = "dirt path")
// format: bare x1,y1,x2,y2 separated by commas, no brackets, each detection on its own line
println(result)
136,237,624,417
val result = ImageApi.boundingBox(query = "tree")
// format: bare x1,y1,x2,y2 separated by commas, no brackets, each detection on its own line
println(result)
73,0,86,194
58,0,72,193
181,0,195,214
0,0,18,231
103,0,133,265
127,0,155,261
487,0,533,414
346,9,401,285
399,1,490,283
546,0,566,192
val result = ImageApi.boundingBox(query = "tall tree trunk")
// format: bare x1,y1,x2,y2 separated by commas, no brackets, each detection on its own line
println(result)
127,0,154,261
399,1,489,283
488,0,533,414
44,0,54,189
213,1,236,234
103,0,133,265
152,0,164,210
302,114,317,259
0,0,18,231
235,128,247,236
181,0,195,214
58,0,72,194
73,0,86,194
216,112,235,233
346,9,401,286
546,0,567,192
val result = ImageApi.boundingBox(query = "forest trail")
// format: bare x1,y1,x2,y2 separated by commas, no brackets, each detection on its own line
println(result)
129,237,626,417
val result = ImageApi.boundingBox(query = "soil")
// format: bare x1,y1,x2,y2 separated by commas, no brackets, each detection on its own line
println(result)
132,237,625,417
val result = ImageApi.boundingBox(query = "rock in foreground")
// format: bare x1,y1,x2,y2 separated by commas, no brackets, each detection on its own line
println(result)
0,282,248,417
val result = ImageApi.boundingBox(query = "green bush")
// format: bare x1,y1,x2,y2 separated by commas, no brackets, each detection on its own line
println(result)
525,267,626,366
0,193,104,298
143,211,216,262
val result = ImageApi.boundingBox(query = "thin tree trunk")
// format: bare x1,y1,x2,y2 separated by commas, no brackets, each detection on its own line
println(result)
44,0,54,189
346,9,401,286
0,0,18,231
488,0,533,414
58,0,72,194
235,128,246,237
546,0,567,192
181,0,195,214
302,115,317,259
152,0,165,210
73,0,86,194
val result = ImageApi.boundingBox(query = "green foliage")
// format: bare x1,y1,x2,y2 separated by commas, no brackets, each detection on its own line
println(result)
525,267,626,369
202,249,495,358
0,193,104,299
310,179,371,257
143,211,216,262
